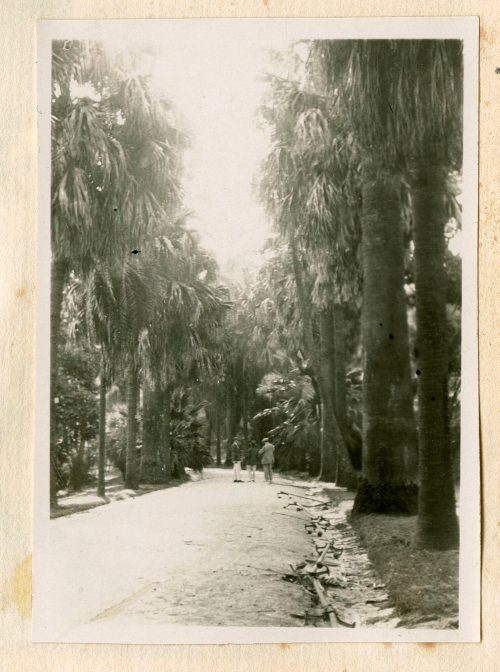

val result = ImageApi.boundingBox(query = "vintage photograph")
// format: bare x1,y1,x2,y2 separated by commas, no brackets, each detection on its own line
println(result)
34,18,479,644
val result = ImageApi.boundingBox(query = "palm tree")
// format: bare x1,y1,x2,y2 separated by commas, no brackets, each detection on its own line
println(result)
120,261,155,489
354,159,417,512
398,41,463,548
84,276,115,499
309,40,418,510
97,351,107,497
258,68,359,487
311,39,463,538
51,41,125,504
139,226,229,481
63,263,120,498
215,277,271,466
123,246,221,489
50,40,187,502
79,255,149,491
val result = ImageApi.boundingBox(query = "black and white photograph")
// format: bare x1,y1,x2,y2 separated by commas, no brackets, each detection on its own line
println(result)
34,17,479,644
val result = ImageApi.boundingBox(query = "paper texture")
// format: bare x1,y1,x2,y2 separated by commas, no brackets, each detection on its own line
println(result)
1,0,498,669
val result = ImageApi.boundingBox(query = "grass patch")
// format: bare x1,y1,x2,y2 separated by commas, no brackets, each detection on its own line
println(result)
350,513,459,628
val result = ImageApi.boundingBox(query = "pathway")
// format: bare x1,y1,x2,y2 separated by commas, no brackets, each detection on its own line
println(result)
35,469,315,641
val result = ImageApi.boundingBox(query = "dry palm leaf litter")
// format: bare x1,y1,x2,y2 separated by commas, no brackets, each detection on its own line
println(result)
278,487,399,628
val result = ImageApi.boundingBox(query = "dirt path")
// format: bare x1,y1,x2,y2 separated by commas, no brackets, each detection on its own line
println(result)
36,469,319,640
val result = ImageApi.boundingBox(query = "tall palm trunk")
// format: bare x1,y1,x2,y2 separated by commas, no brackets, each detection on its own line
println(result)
291,238,357,487
141,381,158,483
317,395,336,480
317,369,356,487
242,383,249,451
215,404,222,466
353,171,418,514
50,258,67,506
70,436,87,491
224,379,237,466
125,357,139,489
413,162,459,549
333,303,347,434
158,387,172,480
331,308,355,486
205,416,213,458
318,304,353,484
318,308,338,481
97,358,106,497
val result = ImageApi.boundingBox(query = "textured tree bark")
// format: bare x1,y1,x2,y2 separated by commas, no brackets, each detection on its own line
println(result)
353,170,418,514
317,367,357,488
156,386,172,481
318,303,356,486
291,239,357,487
317,397,336,481
413,161,459,549
242,383,249,452
224,378,238,466
125,358,139,489
140,381,159,483
215,405,222,466
70,437,87,491
97,360,106,498
50,258,67,507
318,308,338,481
205,416,213,456
333,303,347,434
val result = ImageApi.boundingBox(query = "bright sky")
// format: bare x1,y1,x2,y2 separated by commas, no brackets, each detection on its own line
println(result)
142,34,287,278
70,22,465,274
142,35,464,270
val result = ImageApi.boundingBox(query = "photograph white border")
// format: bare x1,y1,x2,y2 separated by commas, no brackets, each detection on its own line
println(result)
34,16,480,644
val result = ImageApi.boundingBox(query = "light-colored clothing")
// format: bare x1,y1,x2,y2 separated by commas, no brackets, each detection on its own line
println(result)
246,464,256,481
231,440,241,463
259,441,275,465
263,463,273,482
233,461,241,481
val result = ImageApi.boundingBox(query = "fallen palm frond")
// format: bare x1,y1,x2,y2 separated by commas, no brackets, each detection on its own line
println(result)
272,511,310,521
278,490,328,504
279,486,402,629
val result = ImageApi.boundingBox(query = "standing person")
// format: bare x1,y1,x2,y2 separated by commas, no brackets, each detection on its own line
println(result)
231,435,243,482
246,439,258,482
259,437,275,484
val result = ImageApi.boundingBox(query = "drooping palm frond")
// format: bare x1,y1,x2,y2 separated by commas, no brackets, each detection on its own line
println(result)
132,219,230,392
310,39,463,169
52,39,188,274
257,56,362,306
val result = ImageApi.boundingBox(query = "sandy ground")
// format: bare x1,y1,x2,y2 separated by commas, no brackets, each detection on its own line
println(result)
36,469,319,640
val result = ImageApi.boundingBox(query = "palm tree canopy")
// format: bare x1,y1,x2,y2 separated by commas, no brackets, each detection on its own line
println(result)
51,40,187,269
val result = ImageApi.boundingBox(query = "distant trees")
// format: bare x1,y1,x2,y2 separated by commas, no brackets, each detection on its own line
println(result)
308,40,418,512
256,40,462,547
52,345,99,492
50,40,227,503
51,38,463,552
258,72,360,488
254,371,320,474
404,41,463,549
